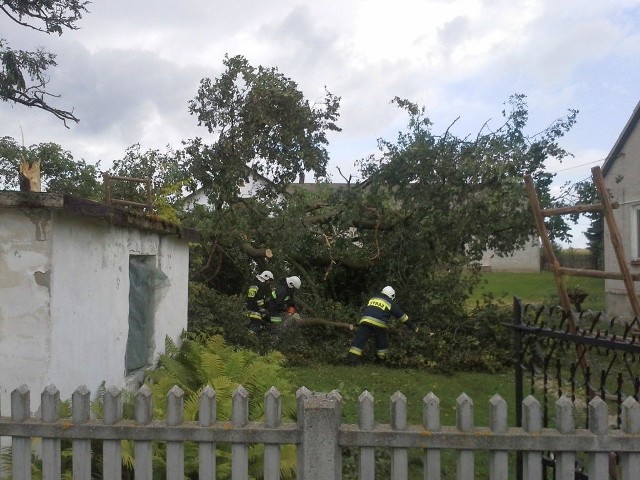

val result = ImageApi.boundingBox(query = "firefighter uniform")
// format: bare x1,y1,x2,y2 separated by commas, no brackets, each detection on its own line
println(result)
347,290,415,364
267,279,298,323
246,279,272,332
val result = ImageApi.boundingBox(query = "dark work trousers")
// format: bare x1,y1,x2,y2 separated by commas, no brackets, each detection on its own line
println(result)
348,322,390,360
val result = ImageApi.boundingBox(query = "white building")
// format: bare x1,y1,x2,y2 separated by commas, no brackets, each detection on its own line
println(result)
0,192,196,408
602,101,640,318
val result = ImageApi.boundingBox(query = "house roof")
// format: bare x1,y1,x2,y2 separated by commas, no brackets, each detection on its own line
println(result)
0,192,199,241
602,100,640,177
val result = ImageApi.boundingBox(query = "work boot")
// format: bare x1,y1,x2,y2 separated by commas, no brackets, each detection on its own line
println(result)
346,353,361,366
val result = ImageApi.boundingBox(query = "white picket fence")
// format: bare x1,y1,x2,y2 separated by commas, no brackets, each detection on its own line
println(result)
1,384,640,479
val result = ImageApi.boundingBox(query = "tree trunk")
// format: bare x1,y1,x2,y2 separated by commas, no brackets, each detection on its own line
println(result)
288,315,354,331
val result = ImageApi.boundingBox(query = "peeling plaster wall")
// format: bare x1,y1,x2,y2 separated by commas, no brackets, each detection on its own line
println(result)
48,212,189,401
1,207,189,408
0,209,53,409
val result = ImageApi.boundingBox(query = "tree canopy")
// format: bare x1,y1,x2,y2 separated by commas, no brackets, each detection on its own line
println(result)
185,54,341,207
183,93,578,320
0,0,89,125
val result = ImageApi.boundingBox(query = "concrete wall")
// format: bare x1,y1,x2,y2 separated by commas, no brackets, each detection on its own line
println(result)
0,208,189,409
604,120,640,318
0,208,54,410
480,239,541,273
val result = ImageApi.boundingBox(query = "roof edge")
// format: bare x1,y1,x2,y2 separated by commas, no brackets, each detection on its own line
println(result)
602,100,640,177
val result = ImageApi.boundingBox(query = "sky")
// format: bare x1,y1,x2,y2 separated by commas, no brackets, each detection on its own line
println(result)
2,0,640,247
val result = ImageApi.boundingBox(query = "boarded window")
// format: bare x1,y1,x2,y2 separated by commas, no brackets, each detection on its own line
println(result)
125,256,170,373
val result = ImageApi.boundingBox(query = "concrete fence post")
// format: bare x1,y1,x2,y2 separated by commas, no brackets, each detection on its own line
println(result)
300,392,342,480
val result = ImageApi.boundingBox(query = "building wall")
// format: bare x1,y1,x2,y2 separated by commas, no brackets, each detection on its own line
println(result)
0,208,54,409
0,208,189,409
480,239,541,273
604,120,640,318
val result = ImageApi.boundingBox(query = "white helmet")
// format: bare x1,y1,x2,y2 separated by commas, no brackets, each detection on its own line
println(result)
286,275,301,289
257,270,274,282
381,286,395,300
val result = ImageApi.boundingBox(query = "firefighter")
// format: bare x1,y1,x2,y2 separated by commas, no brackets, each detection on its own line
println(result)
268,275,302,324
246,270,274,333
346,286,417,365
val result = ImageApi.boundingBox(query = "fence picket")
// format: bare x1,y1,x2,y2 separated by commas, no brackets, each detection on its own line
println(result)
264,387,282,480
295,386,311,480
103,386,123,480
358,390,375,480
456,393,474,480
423,392,441,480
134,385,153,480
620,396,640,478
588,396,609,479
489,394,508,480
231,385,249,480
522,395,542,480
72,386,92,480
167,386,185,480
11,385,31,480
198,385,217,480
555,395,576,480
390,391,408,479
41,385,61,480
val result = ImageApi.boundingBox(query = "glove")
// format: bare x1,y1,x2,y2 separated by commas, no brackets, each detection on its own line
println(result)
405,320,419,333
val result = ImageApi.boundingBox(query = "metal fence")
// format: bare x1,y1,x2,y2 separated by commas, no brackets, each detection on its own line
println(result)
2,384,640,479
511,298,640,479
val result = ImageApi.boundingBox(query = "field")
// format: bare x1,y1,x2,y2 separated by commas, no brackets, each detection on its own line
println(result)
466,270,605,311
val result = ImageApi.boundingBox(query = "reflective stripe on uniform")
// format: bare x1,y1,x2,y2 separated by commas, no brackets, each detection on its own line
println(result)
349,346,363,356
359,316,387,328
270,316,283,323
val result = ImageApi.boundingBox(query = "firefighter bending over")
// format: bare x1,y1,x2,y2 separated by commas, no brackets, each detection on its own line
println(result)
268,275,302,324
346,286,417,365
246,270,274,333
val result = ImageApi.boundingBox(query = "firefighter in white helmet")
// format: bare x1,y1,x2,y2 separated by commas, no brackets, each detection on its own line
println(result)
267,275,302,324
346,286,417,365
246,270,274,333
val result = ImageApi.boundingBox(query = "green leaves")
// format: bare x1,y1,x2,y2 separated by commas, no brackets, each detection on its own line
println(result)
186,54,341,198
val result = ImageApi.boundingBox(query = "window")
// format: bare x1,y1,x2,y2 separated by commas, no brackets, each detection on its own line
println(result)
125,256,170,374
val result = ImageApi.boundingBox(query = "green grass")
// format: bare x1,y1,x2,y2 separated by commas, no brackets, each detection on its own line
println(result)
467,271,605,311
287,365,517,479
288,365,515,426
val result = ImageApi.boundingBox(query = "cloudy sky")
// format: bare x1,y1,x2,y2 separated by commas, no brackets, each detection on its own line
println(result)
2,0,640,246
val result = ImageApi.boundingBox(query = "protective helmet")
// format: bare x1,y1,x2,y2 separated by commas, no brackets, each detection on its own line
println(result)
381,286,395,300
260,270,274,281
286,275,301,289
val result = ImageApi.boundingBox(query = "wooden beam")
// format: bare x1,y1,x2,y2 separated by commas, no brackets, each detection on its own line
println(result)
592,166,640,318
559,267,640,281
541,202,619,217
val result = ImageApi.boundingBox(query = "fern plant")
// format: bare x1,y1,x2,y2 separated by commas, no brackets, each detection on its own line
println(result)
1,335,298,479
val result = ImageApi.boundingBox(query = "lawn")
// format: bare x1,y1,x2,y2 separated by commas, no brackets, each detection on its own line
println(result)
466,271,605,311
287,365,515,426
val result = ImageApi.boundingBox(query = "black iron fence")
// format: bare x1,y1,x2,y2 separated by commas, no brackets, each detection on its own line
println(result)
510,297,640,479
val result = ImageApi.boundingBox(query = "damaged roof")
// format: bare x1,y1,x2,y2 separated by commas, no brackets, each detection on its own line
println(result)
0,191,199,241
